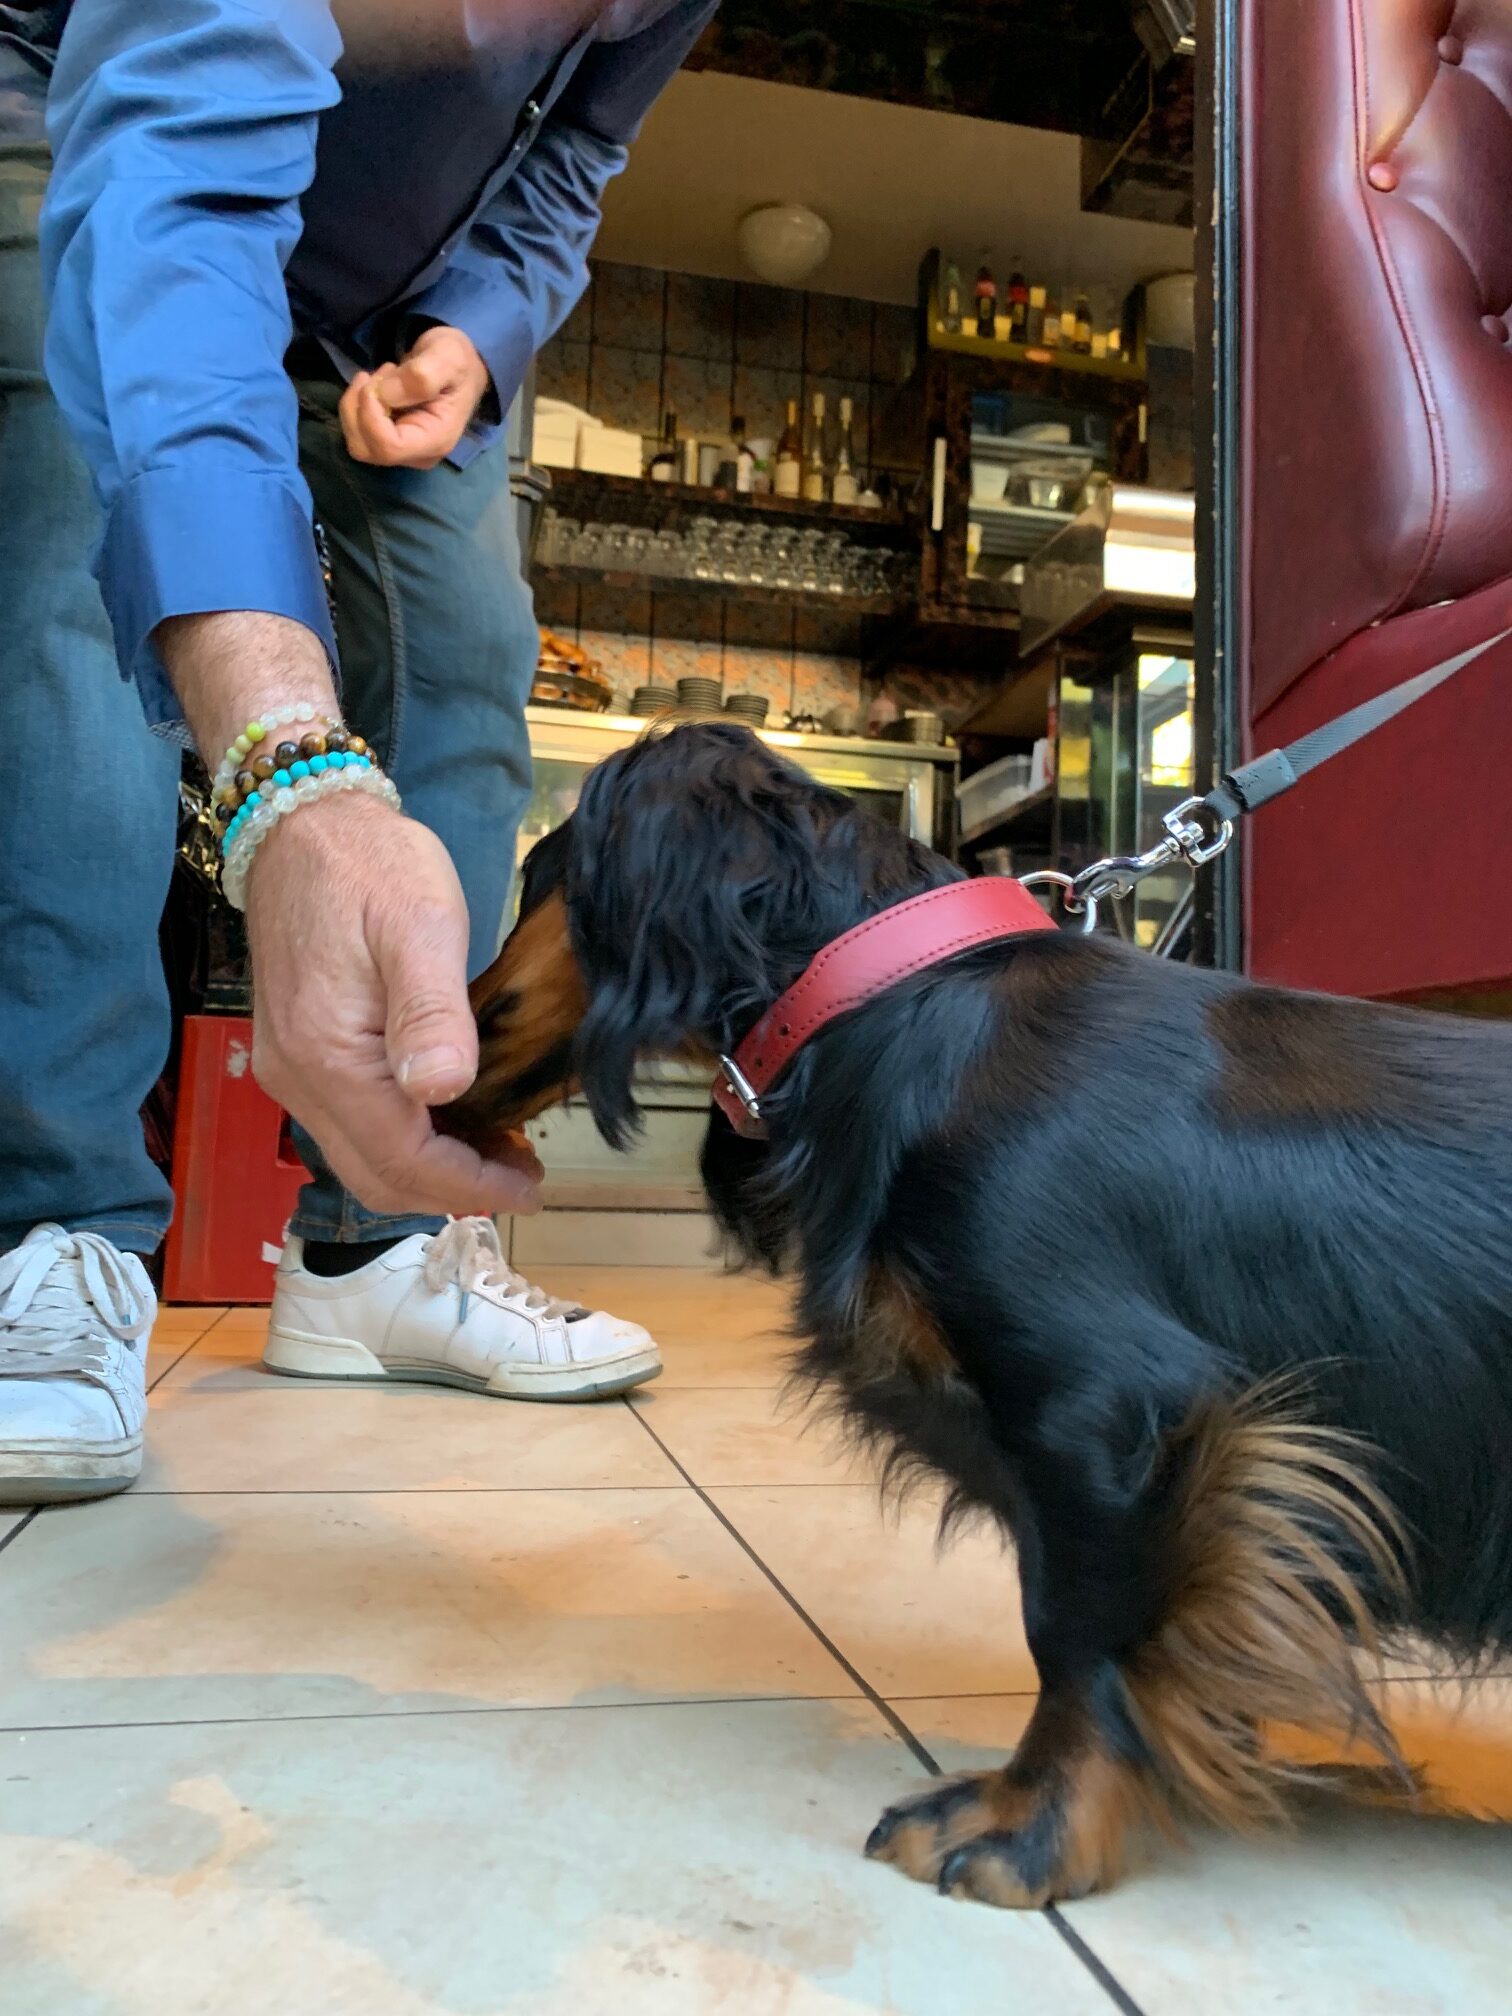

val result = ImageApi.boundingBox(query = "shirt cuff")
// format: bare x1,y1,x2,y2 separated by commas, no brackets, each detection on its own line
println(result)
101,464,339,734
402,270,536,454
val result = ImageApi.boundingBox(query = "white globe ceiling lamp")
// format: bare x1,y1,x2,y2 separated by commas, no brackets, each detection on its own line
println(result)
737,204,833,287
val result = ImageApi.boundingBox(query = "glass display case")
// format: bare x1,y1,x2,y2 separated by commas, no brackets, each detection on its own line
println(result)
510,707,956,924
1055,629,1195,952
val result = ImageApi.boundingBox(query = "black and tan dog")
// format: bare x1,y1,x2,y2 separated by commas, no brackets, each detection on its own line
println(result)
439,721,1512,1908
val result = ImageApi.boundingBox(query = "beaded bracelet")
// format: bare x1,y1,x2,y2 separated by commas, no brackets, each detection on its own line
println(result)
210,708,363,833
220,759,402,912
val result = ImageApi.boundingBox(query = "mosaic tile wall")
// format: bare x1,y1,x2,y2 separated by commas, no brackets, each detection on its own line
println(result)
533,260,991,727
536,263,923,487
532,262,1193,731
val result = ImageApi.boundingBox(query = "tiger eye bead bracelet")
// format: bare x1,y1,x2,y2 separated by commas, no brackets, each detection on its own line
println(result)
209,709,372,830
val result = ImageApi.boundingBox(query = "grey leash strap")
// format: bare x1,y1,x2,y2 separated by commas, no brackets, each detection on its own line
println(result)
1205,626,1512,822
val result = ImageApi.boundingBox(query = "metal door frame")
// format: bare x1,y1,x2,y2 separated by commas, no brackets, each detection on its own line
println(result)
1193,0,1244,970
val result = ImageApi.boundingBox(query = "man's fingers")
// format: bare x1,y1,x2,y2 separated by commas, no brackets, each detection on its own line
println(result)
376,352,450,409
350,383,406,465
372,897,479,1104
317,1081,542,1219
265,1068,541,1220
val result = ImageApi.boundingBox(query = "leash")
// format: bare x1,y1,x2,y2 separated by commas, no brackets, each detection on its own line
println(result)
1045,627,1512,932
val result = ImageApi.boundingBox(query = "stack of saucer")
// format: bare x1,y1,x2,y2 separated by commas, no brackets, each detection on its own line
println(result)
630,683,677,719
676,676,723,716
722,692,769,728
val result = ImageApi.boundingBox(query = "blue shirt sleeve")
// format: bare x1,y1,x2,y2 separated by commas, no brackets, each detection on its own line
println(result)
405,0,719,463
40,0,343,730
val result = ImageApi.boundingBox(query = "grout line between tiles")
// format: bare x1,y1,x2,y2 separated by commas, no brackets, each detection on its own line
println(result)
0,1509,39,1558
124,1484,714,1497
0,1689,858,1739
624,1399,1151,2016
149,1309,235,1394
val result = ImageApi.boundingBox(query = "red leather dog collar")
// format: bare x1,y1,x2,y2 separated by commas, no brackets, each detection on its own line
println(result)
713,878,1058,1137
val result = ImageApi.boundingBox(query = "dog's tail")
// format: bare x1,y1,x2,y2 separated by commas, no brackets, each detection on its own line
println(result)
1126,1380,1413,1832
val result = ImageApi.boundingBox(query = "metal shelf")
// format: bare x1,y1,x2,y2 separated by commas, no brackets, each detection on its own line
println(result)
967,499,1078,560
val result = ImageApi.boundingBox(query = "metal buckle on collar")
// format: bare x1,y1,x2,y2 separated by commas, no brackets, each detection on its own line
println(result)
717,1053,764,1126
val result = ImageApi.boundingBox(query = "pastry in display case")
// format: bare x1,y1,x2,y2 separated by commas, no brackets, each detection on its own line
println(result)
528,630,614,713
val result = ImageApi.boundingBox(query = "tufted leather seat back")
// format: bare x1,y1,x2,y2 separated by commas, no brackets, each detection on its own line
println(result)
1241,0,1512,1000
1244,0,1512,720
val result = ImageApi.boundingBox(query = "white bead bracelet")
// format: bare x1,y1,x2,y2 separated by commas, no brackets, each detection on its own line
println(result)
220,761,403,912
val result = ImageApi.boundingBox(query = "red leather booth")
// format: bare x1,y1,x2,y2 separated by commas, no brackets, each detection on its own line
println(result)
1241,0,1512,1005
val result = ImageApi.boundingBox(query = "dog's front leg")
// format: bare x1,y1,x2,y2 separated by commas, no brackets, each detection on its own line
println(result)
867,1352,1403,1907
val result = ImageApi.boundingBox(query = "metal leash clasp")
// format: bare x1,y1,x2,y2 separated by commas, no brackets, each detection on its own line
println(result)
1071,798,1235,910
1018,872,1100,935
1020,798,1235,932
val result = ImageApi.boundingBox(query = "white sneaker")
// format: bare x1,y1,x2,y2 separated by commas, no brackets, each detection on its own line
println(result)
0,1224,155,1505
264,1218,661,1402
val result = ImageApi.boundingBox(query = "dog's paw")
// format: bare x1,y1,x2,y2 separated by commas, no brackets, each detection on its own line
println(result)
864,1774,1055,1908
865,1767,1121,1909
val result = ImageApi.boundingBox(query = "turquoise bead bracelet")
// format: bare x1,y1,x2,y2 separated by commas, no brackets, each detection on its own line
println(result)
220,754,403,913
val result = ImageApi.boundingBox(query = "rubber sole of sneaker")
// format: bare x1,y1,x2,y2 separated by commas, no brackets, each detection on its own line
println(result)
262,1327,663,1402
0,1436,143,1507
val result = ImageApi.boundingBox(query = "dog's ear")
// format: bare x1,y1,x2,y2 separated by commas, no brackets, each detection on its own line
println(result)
563,724,844,1147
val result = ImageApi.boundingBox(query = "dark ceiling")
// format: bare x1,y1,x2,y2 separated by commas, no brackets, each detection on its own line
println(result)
688,0,1195,228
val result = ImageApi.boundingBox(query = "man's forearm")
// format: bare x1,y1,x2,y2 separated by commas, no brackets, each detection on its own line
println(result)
156,612,340,765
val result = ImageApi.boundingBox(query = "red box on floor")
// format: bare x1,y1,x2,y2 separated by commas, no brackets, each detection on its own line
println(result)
162,1015,307,1305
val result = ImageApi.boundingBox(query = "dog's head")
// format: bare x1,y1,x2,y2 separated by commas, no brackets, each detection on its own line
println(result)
437,720,937,1156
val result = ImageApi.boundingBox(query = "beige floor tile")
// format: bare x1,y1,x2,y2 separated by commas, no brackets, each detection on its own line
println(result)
710,1485,1035,1698
902,1689,1512,2013
533,1264,797,1386
1057,1795,1512,2014
886,1692,1037,1762
146,1305,226,1384
0,1699,1110,2016
152,1316,274,1393
141,1385,678,1493
0,1488,853,1728
632,1386,875,1488
157,1304,227,1329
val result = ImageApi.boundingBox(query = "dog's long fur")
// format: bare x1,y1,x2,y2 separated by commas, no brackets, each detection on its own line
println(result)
441,723,1512,1906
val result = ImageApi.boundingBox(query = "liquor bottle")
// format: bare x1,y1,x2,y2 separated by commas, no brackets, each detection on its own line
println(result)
1026,284,1047,347
831,396,859,506
1042,290,1062,351
974,263,998,341
775,399,802,498
648,411,678,482
1073,290,1093,355
734,415,756,495
942,262,964,334
714,417,743,490
803,391,829,503
1060,292,1078,350
1007,260,1029,343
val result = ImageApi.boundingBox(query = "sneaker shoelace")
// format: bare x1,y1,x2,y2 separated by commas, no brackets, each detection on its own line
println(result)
421,1217,582,1322
0,1225,154,1380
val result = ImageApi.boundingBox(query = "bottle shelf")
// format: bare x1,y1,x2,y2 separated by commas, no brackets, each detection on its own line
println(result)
544,468,911,541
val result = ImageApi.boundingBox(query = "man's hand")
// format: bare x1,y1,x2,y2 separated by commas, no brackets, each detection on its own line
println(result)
246,792,543,1219
340,325,492,471
157,610,538,1222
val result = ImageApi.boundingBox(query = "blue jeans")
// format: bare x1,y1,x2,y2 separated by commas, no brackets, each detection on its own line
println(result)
0,146,537,1257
